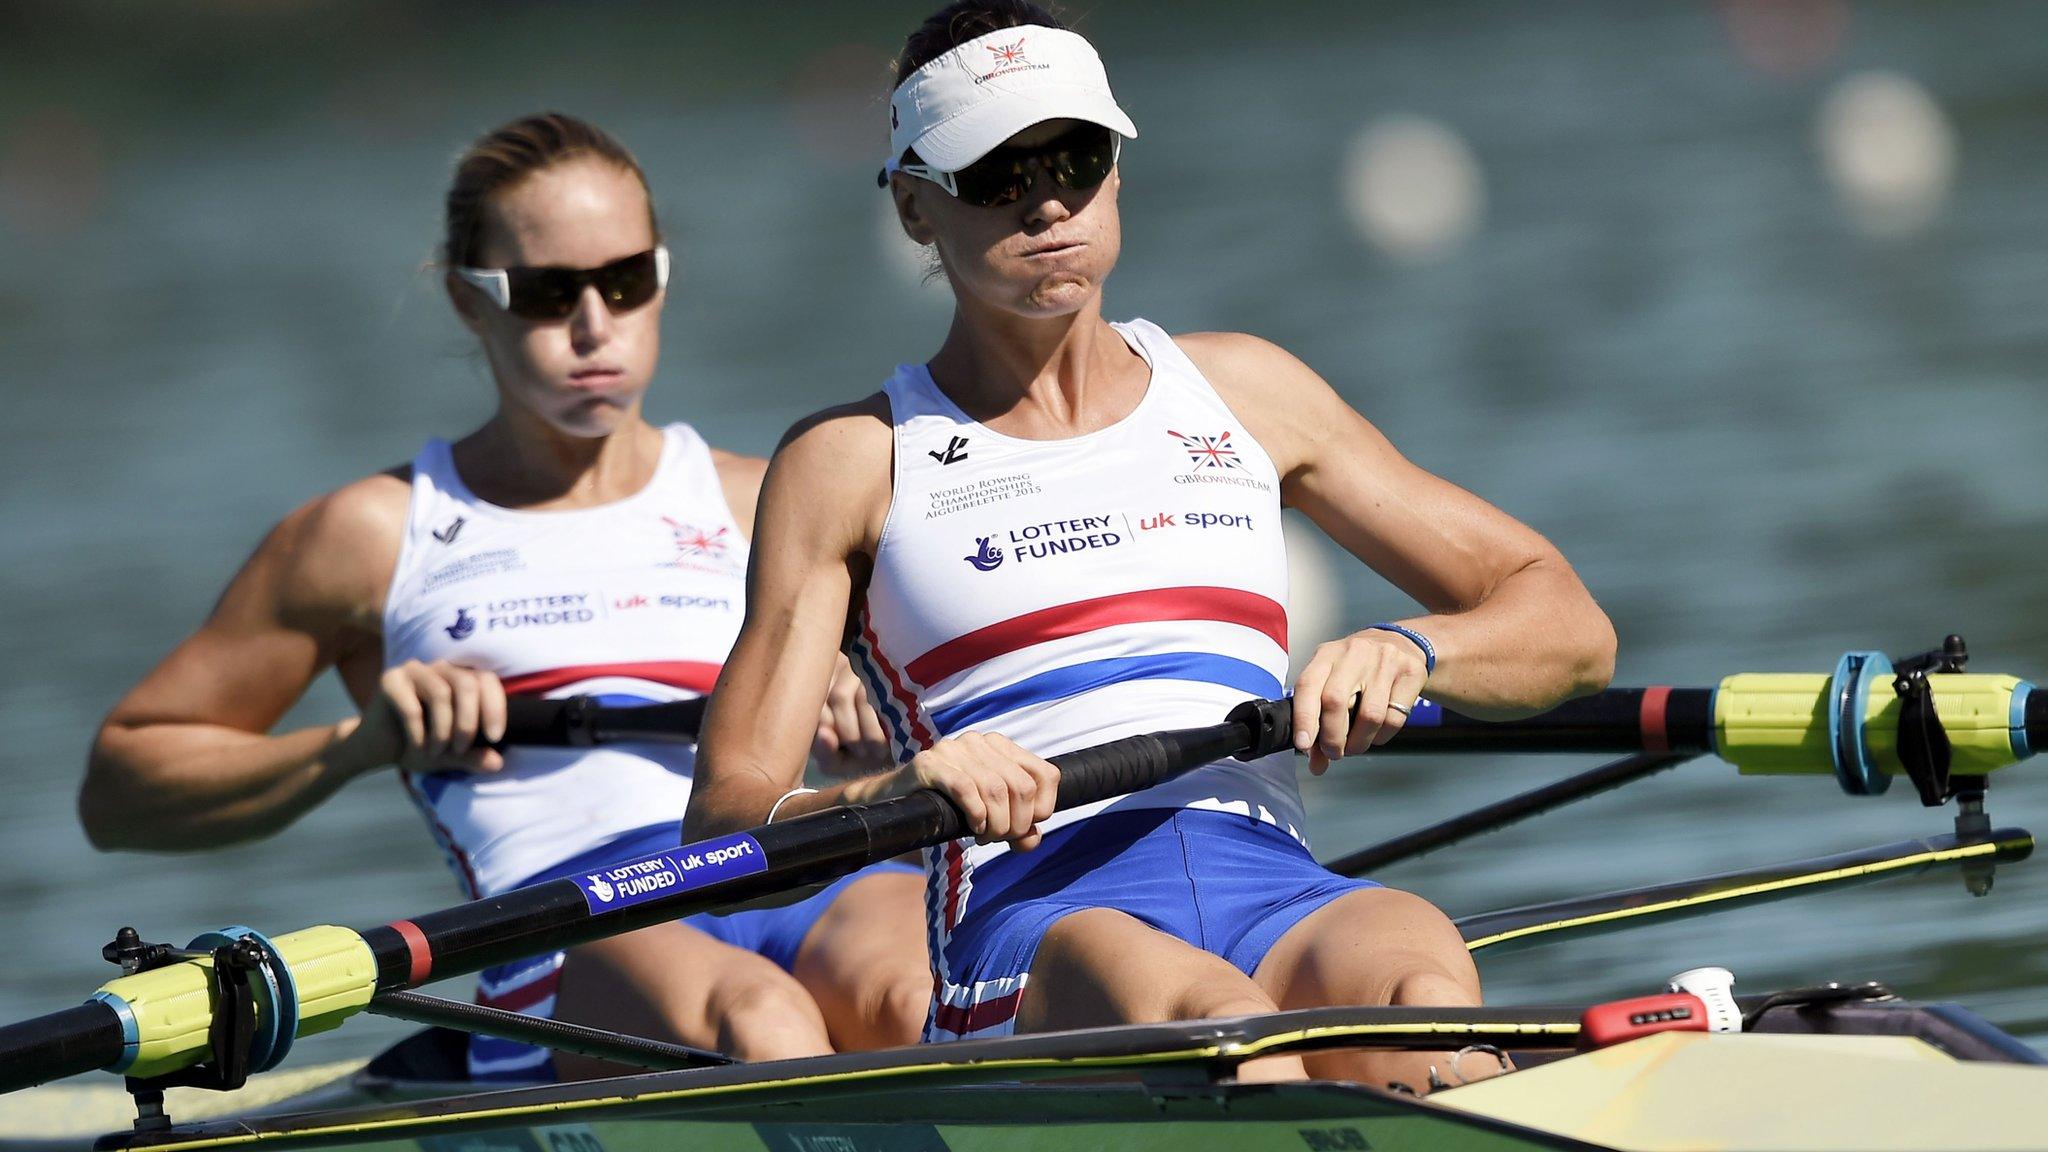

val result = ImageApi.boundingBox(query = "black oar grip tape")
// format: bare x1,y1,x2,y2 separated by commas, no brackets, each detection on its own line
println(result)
496,695,597,749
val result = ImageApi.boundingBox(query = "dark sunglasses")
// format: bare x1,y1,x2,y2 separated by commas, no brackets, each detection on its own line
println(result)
454,246,671,321
895,123,1120,208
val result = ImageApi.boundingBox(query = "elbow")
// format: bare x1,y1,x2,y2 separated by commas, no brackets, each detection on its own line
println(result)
81,730,156,851
1571,604,1619,698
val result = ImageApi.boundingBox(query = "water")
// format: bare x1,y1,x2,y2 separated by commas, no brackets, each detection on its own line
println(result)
2,1,2045,1071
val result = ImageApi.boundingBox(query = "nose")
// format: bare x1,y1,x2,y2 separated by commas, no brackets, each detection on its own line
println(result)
567,284,611,353
1018,164,1071,230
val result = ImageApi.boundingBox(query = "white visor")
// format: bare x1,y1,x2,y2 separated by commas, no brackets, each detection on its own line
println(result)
886,25,1137,174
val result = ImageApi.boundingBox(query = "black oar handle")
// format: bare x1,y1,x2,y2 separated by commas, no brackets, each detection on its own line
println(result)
492,695,707,749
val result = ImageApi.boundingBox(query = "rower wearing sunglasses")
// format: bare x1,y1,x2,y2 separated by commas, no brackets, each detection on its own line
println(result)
81,113,931,1080
687,1,1615,1092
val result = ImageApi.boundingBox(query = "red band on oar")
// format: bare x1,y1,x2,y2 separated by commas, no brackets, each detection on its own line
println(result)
1640,686,1672,754
390,920,432,985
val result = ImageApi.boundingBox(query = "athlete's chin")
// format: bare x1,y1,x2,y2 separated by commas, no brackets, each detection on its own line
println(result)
543,392,642,439
1016,274,1102,317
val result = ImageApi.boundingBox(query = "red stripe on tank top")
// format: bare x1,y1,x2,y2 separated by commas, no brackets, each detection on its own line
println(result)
499,661,722,697
903,586,1288,689
860,615,936,750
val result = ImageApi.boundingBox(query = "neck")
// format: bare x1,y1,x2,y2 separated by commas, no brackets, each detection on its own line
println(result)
453,404,664,510
927,296,1141,435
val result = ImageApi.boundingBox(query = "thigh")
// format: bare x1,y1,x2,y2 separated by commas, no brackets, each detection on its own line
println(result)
1250,886,1485,1090
791,867,932,1050
553,917,827,1077
1252,886,1479,1010
1017,907,1282,1032
1019,907,1306,1082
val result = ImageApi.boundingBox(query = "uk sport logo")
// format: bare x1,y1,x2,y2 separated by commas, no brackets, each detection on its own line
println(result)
964,536,1005,571
1168,429,1245,472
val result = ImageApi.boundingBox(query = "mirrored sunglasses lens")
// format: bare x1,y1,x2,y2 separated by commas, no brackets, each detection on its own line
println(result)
596,252,661,310
1052,130,1117,190
954,160,1028,207
504,272,581,320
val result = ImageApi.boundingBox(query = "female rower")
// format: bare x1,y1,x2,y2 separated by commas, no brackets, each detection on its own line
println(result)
82,113,931,1080
685,3,1615,1090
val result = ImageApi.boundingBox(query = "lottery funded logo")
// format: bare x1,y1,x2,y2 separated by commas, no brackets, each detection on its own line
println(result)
964,515,1124,572
571,834,770,914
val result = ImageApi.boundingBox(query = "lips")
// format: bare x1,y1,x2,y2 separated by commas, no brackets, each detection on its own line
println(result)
1022,240,1085,258
566,366,626,391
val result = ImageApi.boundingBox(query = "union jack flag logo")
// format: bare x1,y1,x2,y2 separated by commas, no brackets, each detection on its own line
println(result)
662,518,730,560
986,39,1029,66
1168,429,1244,471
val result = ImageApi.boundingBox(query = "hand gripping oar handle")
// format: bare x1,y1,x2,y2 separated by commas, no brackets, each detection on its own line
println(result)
364,697,1297,988
0,699,1293,1095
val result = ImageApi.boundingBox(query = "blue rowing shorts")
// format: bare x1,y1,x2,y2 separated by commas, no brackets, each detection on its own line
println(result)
467,823,918,1081
927,806,1379,1041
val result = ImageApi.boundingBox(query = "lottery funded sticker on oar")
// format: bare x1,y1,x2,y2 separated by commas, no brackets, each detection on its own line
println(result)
571,832,768,913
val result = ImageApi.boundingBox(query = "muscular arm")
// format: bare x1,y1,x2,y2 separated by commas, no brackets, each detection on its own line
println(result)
685,401,896,839
80,475,407,850
688,398,1058,846
1183,333,1616,721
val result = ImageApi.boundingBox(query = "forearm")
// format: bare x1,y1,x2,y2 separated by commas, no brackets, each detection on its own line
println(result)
682,764,882,841
81,719,379,851
1399,556,1616,720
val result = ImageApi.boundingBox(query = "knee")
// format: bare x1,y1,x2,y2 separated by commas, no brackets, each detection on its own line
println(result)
868,971,933,1047
1176,982,1281,1024
706,974,828,1058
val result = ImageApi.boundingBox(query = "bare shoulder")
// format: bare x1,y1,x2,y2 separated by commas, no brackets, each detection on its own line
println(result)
760,394,896,551
1172,331,1359,478
255,468,412,627
772,393,895,483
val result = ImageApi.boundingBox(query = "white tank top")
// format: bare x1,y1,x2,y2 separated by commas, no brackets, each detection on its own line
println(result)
382,423,748,898
854,319,1302,885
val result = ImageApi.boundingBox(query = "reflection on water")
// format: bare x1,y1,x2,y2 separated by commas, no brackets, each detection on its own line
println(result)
2,2,2044,1067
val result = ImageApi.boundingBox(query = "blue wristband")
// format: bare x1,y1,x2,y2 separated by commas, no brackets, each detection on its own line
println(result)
1366,623,1435,676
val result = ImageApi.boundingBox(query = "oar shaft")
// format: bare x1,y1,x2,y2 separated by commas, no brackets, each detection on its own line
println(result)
1326,752,1696,876
1383,688,1717,755
363,701,1289,991
0,1002,125,1094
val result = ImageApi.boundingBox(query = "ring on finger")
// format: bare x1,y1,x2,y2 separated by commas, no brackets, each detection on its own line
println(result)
1387,702,1411,716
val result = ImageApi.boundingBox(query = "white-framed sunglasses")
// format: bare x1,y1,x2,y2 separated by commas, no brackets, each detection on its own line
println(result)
454,246,671,321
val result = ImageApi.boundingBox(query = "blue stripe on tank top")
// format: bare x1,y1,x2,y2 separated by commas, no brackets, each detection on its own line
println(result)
927,652,1283,735
850,640,915,755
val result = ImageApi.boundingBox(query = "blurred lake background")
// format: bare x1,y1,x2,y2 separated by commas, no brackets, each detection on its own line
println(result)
2,0,2045,1069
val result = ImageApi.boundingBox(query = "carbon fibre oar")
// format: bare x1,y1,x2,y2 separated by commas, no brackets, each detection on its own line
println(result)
492,694,707,748
0,698,1294,1095
493,662,2048,786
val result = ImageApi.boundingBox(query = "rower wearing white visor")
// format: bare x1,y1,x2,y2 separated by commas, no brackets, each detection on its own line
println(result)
82,113,932,1081
688,1,1615,1092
